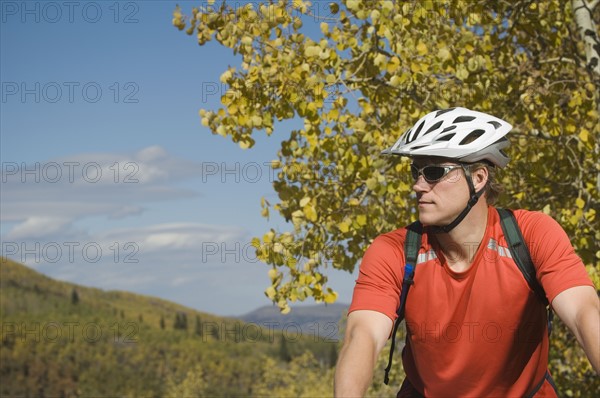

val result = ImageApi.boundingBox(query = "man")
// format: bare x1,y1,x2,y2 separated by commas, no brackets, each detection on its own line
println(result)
334,108,599,397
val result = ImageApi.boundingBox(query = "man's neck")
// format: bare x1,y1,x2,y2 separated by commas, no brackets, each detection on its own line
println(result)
433,202,489,271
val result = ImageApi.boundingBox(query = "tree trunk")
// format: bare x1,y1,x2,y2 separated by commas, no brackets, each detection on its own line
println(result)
572,0,599,188
572,0,600,77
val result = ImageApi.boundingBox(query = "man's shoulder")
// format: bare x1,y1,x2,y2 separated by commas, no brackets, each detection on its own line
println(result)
495,207,566,245
508,208,562,231
366,224,417,255
372,226,408,247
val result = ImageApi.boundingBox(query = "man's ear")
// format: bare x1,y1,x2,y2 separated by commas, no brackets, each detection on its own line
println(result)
472,166,489,191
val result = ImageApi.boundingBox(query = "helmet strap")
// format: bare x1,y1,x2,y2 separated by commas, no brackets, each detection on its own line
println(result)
431,165,484,234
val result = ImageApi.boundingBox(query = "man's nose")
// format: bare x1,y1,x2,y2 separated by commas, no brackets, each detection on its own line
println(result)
412,175,430,193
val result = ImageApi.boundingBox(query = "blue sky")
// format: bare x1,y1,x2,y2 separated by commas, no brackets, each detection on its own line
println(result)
1,0,358,315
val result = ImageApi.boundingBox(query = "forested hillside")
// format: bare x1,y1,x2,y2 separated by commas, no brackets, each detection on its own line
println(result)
0,258,339,397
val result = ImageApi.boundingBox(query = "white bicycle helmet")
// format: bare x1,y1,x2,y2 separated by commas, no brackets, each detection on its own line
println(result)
382,107,512,167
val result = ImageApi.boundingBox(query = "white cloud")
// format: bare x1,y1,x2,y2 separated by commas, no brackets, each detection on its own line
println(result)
1,146,203,238
136,145,168,162
7,216,72,240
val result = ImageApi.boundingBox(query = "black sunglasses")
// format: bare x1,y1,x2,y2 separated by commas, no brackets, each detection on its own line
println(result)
410,164,463,183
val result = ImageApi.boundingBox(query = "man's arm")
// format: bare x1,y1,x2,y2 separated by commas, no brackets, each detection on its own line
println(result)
334,310,393,397
551,285,600,375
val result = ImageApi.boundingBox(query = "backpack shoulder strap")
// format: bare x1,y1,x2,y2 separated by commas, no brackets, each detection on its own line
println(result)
496,208,548,306
384,221,422,385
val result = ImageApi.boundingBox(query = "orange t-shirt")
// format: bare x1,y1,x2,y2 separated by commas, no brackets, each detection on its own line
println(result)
349,206,593,397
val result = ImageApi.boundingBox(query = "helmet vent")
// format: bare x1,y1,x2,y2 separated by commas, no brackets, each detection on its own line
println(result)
459,129,485,145
436,133,455,142
441,126,456,133
435,108,455,117
488,121,502,129
410,145,428,150
453,115,476,123
411,120,426,140
423,121,443,135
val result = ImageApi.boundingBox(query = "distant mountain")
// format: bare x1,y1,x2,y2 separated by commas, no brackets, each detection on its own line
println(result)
238,302,349,340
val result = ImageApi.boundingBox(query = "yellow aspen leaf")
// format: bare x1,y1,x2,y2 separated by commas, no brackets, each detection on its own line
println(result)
291,210,304,227
374,53,388,67
280,233,293,244
268,268,278,280
286,256,297,267
324,291,338,304
366,177,378,190
319,49,331,60
356,214,367,226
304,46,320,57
263,231,274,243
370,10,380,22
327,108,339,120
438,47,451,61
579,129,589,142
456,65,469,80
348,198,360,206
575,197,585,209
280,305,291,314
337,221,350,233
569,214,580,225
261,207,269,217
542,204,551,214
220,70,232,83
273,242,284,253
585,209,596,222
304,205,317,221
381,1,394,13
320,22,329,34
417,41,428,56
346,0,359,11
265,286,276,299
300,197,311,207
353,119,367,131
251,115,263,126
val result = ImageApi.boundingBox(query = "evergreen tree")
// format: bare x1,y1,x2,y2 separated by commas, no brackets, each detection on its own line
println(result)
181,313,188,330
328,343,338,368
279,336,292,362
195,315,202,336
70,289,79,305
174,312,188,330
